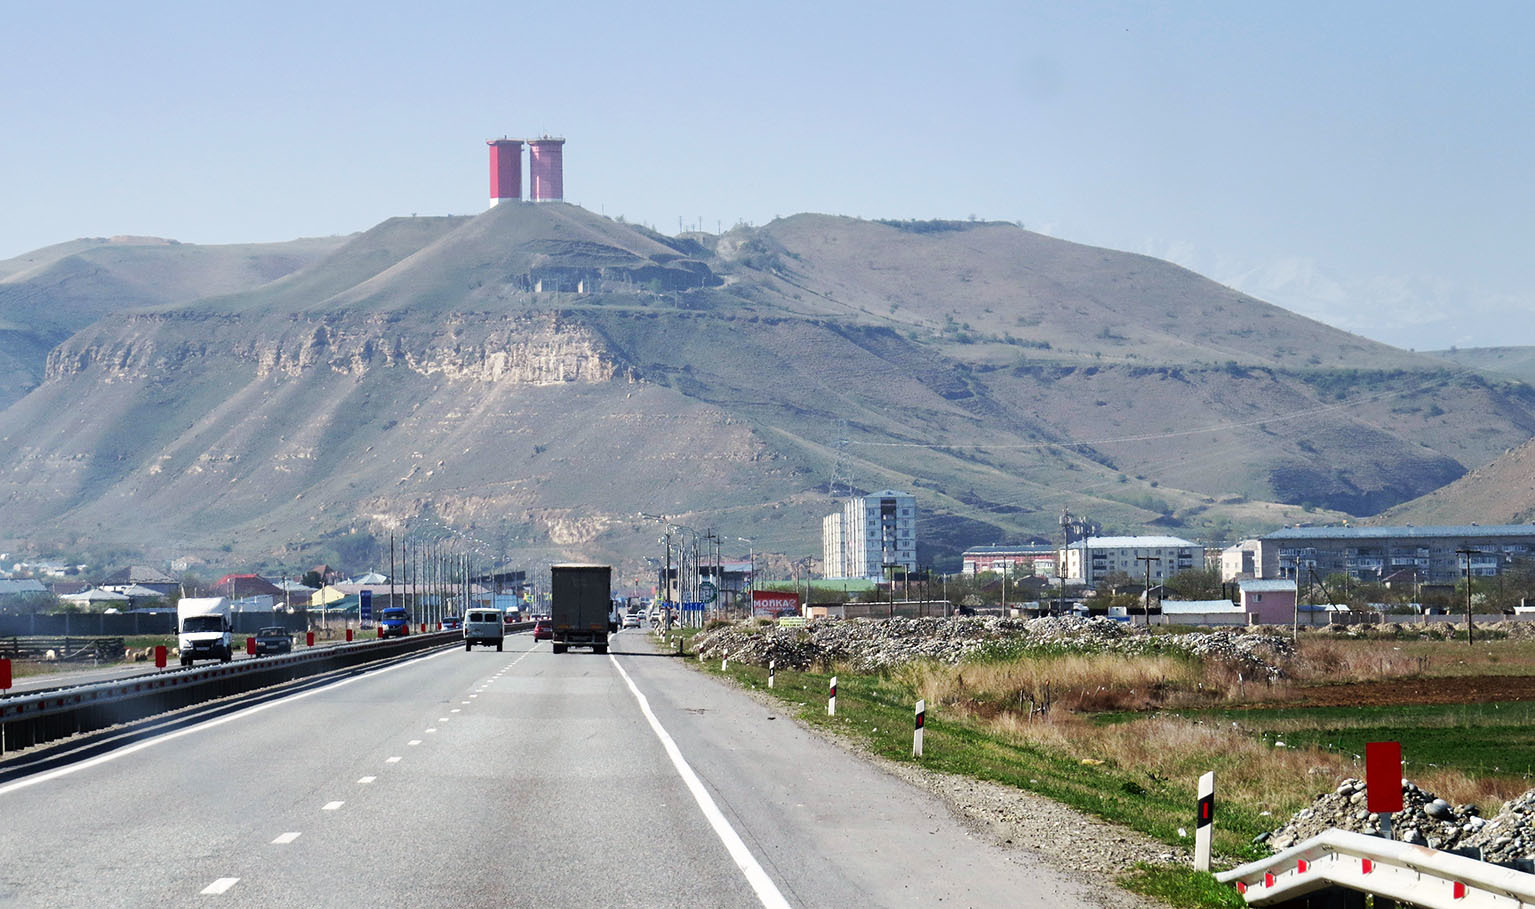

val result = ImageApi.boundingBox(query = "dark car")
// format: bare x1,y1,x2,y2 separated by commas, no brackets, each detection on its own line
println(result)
532,619,553,641
254,626,292,655
379,607,410,638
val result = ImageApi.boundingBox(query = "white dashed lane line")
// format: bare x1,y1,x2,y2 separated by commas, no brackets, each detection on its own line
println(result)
322,801,344,811
201,878,240,895
407,740,422,746
358,776,376,784
386,756,401,763
272,832,301,845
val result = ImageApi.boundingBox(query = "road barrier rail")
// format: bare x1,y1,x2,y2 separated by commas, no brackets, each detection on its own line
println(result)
1217,827,1535,908
0,625,528,755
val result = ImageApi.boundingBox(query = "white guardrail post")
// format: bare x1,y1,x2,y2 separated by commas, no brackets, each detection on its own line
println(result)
913,699,924,758
768,659,774,689
1216,827,1535,907
828,676,837,716
1195,770,1213,873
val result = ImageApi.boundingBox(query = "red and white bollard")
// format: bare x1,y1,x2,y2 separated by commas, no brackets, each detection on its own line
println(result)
768,659,775,689
306,631,315,647
0,657,11,691
828,676,838,716
1195,770,1214,872
245,637,256,656
154,645,167,668
913,699,925,758
346,628,354,642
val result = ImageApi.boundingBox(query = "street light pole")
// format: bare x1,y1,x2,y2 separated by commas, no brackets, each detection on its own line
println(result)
1458,548,1480,646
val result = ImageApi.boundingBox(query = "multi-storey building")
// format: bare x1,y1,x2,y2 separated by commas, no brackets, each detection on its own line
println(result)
821,490,917,580
961,545,1058,578
1257,525,1535,583
1062,536,1203,586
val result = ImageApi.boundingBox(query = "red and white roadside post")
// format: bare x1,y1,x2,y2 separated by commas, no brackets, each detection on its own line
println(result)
1195,770,1215,872
914,699,925,758
828,676,838,716
0,657,11,691
1367,741,1404,840
722,657,728,671
768,659,775,689
154,645,167,669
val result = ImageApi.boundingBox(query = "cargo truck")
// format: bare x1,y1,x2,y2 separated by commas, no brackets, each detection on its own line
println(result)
549,564,611,654
177,596,235,667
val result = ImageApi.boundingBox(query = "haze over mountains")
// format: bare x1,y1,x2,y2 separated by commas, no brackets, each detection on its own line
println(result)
2,203,1533,576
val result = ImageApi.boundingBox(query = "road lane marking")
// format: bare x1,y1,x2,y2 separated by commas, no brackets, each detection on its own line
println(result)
407,739,422,746
272,832,301,844
322,801,344,810
201,878,240,894
0,646,462,797
450,708,461,713
425,728,437,733
385,756,401,763
358,776,376,784
609,654,791,909
438,717,449,722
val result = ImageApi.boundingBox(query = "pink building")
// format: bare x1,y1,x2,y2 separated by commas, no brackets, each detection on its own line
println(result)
1239,579,1297,625
527,137,565,201
486,139,523,205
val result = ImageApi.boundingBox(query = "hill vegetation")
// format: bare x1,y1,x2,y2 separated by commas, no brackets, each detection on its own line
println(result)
1,204,1532,581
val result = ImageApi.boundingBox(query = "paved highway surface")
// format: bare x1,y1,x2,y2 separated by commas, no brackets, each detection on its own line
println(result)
0,630,1109,907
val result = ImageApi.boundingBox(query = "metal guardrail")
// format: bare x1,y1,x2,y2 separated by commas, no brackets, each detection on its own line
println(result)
0,630,467,754
1217,828,1535,908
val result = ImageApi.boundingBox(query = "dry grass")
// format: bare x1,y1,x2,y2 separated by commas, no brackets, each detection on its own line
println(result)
892,652,1203,714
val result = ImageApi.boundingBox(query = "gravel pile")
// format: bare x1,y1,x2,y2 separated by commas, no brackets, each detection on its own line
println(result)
688,615,1294,679
1260,779,1485,854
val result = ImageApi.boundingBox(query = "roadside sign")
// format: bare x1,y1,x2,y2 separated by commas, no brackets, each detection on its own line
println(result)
699,581,717,603
359,589,372,622
681,601,706,613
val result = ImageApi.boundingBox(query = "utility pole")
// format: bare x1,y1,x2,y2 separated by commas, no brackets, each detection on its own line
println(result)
1136,555,1161,626
1458,548,1480,646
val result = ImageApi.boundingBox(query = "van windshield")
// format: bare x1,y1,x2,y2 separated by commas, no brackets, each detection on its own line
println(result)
183,616,225,633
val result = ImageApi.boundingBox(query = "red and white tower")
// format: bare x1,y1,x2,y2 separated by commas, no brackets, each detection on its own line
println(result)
487,138,523,206
527,137,565,202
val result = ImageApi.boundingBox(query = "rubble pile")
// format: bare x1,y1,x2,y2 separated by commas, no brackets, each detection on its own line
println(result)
1260,779,1484,853
688,615,1293,678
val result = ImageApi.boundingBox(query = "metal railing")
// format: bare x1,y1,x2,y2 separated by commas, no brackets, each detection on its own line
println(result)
0,630,472,754
1217,828,1535,907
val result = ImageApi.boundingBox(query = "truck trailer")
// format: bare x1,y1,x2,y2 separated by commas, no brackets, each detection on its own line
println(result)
549,564,611,654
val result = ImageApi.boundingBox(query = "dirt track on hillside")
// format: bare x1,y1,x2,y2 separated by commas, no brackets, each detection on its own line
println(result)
1261,675,1535,708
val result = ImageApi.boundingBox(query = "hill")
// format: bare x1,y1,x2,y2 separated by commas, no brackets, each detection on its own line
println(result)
0,234,348,407
2,205,1533,581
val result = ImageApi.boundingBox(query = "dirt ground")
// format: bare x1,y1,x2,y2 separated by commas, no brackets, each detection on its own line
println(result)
1258,675,1535,708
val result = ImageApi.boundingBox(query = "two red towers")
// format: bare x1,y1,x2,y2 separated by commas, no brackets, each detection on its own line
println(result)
487,136,565,206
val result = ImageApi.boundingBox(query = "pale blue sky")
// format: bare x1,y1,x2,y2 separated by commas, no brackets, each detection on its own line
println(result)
3,1,1530,350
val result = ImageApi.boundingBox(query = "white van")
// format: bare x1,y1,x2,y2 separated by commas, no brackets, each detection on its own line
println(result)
463,608,504,651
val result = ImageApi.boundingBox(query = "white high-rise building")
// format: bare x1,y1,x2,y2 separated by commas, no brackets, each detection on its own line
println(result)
822,490,917,579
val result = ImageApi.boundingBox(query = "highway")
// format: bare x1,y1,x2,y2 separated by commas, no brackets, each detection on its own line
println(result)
0,630,1111,907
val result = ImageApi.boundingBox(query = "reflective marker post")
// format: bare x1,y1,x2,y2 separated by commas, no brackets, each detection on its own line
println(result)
1195,770,1215,872
828,676,837,716
1367,741,1404,840
914,699,925,758
768,659,775,689
0,657,10,691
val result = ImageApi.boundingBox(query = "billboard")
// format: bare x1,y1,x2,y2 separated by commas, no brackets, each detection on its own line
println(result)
752,590,802,618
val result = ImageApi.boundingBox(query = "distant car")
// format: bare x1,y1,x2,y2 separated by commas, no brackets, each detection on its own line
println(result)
622,612,641,629
379,607,410,638
532,619,553,641
254,626,292,655
442,616,463,630
463,608,504,651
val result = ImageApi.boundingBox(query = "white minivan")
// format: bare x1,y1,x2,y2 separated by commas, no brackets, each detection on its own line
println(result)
463,608,504,651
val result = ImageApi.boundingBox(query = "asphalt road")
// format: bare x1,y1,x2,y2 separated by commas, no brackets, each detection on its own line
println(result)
0,630,1109,907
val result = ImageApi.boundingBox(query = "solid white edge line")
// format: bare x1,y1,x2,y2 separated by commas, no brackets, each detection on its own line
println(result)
0,644,466,798
200,877,240,895
609,653,791,909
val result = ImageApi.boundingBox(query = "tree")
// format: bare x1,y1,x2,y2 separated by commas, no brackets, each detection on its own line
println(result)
302,570,324,590
1164,568,1223,600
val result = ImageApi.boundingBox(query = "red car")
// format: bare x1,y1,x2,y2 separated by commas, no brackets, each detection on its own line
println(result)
533,619,553,641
